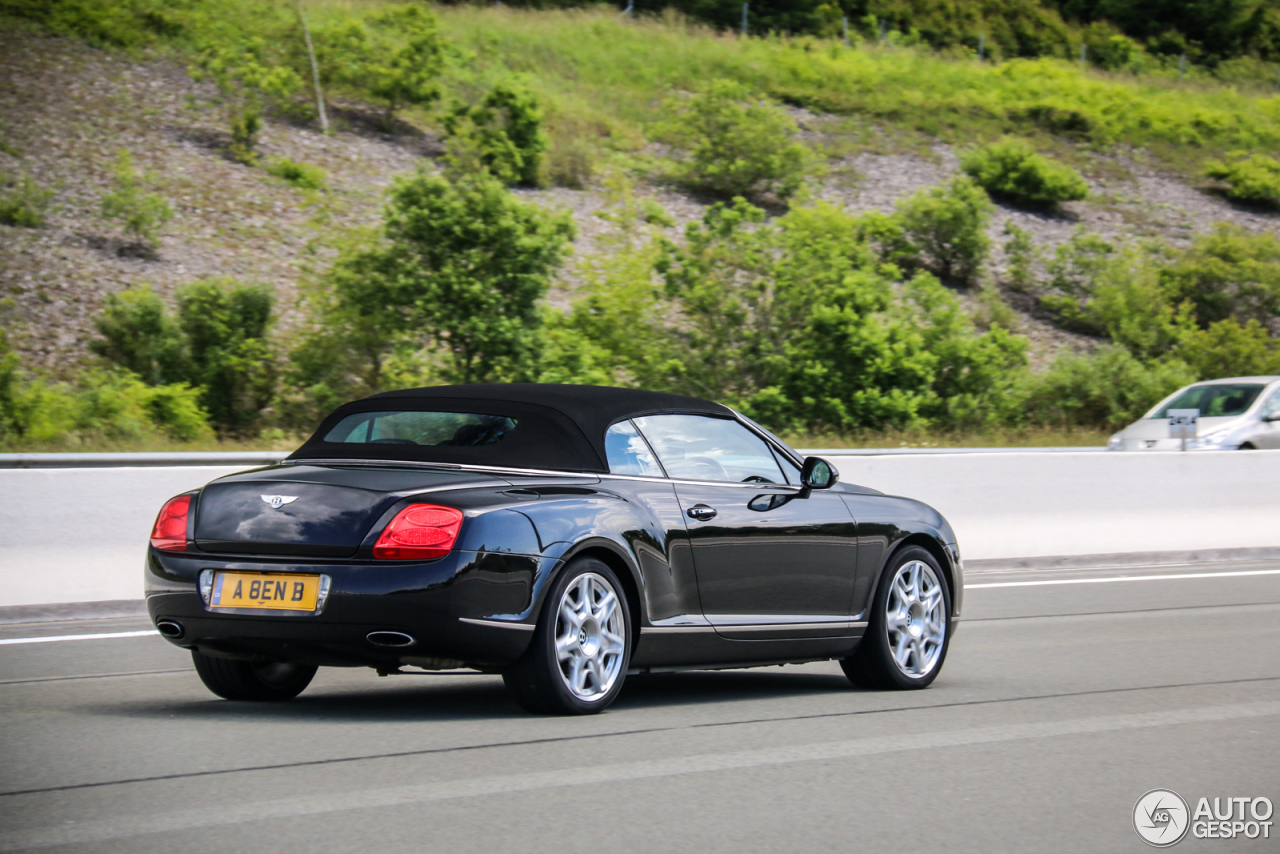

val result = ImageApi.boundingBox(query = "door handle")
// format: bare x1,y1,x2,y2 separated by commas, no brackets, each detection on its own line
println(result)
686,504,717,521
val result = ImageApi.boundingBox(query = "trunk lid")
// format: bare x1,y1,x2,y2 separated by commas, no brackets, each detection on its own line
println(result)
193,463,506,557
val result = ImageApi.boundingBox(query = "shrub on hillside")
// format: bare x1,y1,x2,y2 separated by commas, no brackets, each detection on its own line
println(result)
100,151,172,249
895,175,994,285
1204,154,1280,206
0,171,53,228
1158,223,1280,328
2,323,211,447
444,81,548,187
662,80,807,202
960,138,1088,208
266,158,327,190
1174,318,1280,380
91,280,278,437
1025,345,1195,430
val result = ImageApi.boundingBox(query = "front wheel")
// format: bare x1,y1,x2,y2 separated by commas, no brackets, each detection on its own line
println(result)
842,546,952,690
503,558,631,714
192,650,317,701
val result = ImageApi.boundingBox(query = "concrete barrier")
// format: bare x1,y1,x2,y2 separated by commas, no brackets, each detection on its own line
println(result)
825,449,1280,562
0,450,1277,607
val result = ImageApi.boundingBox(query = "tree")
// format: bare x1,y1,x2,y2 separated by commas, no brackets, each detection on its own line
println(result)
326,169,574,385
313,5,444,131
193,38,304,164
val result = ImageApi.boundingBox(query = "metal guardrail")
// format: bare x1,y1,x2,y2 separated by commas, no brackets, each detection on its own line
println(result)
0,452,291,469
0,447,1108,468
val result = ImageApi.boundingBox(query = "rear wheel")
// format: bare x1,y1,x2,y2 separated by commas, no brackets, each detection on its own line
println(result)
503,558,631,714
192,650,317,701
842,546,951,690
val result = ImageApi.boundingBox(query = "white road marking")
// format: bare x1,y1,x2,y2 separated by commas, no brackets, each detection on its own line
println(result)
966,568,1280,589
0,630,158,646
1,700,1275,851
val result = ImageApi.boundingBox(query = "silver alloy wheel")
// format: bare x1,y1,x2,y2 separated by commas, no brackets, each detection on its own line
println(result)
555,572,626,702
885,560,946,678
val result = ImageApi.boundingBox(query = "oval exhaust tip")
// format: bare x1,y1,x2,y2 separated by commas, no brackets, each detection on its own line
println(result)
367,631,416,648
156,620,184,639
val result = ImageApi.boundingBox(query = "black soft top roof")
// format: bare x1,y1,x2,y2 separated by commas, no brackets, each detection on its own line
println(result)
289,383,733,473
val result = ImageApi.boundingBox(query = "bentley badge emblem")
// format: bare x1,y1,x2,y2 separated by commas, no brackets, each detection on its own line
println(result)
261,495,299,509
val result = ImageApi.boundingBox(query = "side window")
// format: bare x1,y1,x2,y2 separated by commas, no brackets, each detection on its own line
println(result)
772,448,803,486
604,421,664,476
632,415,785,484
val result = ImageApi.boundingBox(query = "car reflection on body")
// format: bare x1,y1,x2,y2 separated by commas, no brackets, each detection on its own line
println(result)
1108,376,1280,451
146,384,962,714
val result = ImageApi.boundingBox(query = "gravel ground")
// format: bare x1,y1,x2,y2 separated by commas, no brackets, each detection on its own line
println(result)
2,32,1276,373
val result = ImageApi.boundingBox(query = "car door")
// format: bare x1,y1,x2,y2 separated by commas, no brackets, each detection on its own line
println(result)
632,414,858,640
1254,388,1280,449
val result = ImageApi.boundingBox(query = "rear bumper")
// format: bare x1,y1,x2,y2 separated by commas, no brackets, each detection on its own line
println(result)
144,547,556,668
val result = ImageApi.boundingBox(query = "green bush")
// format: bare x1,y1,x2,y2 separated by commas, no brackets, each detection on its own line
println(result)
90,285,188,386
444,81,548,187
1205,154,1280,206
662,80,807,202
1175,318,1280,380
265,157,327,190
1159,224,1280,328
0,171,53,228
1,321,211,447
100,150,173,248
91,279,278,436
895,175,995,285
1025,345,1196,430
960,138,1089,208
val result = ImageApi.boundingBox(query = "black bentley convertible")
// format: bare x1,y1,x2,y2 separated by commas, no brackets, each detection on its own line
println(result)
146,384,962,714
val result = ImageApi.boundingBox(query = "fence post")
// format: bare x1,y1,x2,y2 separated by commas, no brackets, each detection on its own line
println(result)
979,33,984,61
842,15,849,46
742,2,748,36
621,0,633,16
879,18,886,42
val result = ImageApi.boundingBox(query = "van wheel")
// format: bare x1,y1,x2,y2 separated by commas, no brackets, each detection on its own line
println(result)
192,651,317,701
503,558,631,714
842,546,952,690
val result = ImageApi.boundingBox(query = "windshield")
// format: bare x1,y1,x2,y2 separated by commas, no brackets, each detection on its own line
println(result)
323,411,518,446
1149,384,1264,419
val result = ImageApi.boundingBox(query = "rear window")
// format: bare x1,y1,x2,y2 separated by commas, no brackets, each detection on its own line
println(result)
1149,384,1264,418
323,411,518,447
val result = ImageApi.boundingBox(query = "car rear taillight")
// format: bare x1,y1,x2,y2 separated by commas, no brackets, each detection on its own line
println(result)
150,495,191,552
373,504,464,560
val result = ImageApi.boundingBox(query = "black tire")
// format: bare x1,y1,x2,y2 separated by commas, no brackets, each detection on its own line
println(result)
503,557,632,715
842,545,952,690
192,650,317,701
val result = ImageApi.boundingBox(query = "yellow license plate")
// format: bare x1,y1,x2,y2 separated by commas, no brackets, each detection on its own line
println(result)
210,572,321,611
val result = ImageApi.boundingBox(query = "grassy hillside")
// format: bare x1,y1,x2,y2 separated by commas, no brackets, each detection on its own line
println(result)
1,1,1278,451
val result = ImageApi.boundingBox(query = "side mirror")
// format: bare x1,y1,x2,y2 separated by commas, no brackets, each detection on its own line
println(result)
801,456,838,490
1264,412,1280,423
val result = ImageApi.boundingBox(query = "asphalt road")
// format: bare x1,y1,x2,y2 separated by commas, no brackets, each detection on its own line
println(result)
1,561,1278,853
